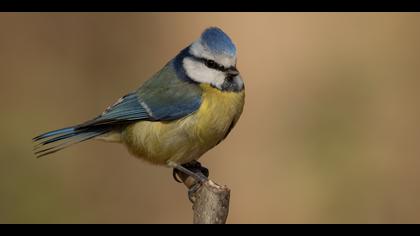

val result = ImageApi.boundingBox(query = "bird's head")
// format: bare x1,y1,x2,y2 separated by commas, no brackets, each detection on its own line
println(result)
181,27,244,92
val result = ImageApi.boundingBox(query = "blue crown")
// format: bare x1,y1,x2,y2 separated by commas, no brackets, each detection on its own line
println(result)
200,27,236,56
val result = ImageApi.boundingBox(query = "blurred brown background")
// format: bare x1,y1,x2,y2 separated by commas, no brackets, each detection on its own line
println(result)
1,13,420,223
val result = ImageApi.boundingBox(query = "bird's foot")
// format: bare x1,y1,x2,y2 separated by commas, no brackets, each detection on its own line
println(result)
169,160,210,203
187,183,202,203
172,160,209,183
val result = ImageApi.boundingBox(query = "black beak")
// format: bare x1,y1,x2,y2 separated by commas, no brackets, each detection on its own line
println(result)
227,67,239,76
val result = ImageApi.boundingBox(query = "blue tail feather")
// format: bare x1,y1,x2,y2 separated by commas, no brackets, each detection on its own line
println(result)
32,127,75,141
33,125,112,158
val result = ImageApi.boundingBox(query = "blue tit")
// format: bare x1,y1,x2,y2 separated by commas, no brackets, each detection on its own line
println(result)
33,27,245,181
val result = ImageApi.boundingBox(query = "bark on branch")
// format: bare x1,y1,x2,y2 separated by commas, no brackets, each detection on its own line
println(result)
176,173,231,224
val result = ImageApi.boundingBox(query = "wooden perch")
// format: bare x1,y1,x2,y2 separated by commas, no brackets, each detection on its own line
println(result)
176,172,231,224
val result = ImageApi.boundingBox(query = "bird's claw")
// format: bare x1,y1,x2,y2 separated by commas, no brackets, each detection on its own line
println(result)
172,160,209,183
171,161,210,203
173,169,183,183
188,182,202,203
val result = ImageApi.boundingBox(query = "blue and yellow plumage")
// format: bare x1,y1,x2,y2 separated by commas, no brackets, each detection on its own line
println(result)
33,27,245,178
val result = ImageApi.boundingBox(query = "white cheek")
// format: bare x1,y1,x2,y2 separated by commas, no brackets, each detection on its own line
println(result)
183,58,225,89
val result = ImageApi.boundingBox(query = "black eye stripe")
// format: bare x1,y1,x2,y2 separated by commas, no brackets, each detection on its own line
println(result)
190,55,228,72
209,60,227,71
202,59,225,71
205,60,218,69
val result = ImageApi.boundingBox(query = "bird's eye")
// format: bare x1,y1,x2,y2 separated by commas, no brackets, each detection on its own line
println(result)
205,60,217,69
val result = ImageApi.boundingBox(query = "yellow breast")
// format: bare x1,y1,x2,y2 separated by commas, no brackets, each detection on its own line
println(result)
122,84,245,165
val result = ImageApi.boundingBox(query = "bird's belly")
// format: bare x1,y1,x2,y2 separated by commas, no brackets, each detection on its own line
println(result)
122,85,245,165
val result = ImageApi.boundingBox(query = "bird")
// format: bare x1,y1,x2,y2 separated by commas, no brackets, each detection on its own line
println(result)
33,27,245,182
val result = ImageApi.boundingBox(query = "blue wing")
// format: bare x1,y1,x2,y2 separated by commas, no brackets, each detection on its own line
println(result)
135,61,202,121
82,60,202,126
79,92,150,127
33,60,202,157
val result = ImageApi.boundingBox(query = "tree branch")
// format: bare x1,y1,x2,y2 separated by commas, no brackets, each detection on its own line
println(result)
177,173,231,224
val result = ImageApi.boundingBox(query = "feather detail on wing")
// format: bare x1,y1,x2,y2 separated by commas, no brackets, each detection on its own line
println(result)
33,61,203,157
